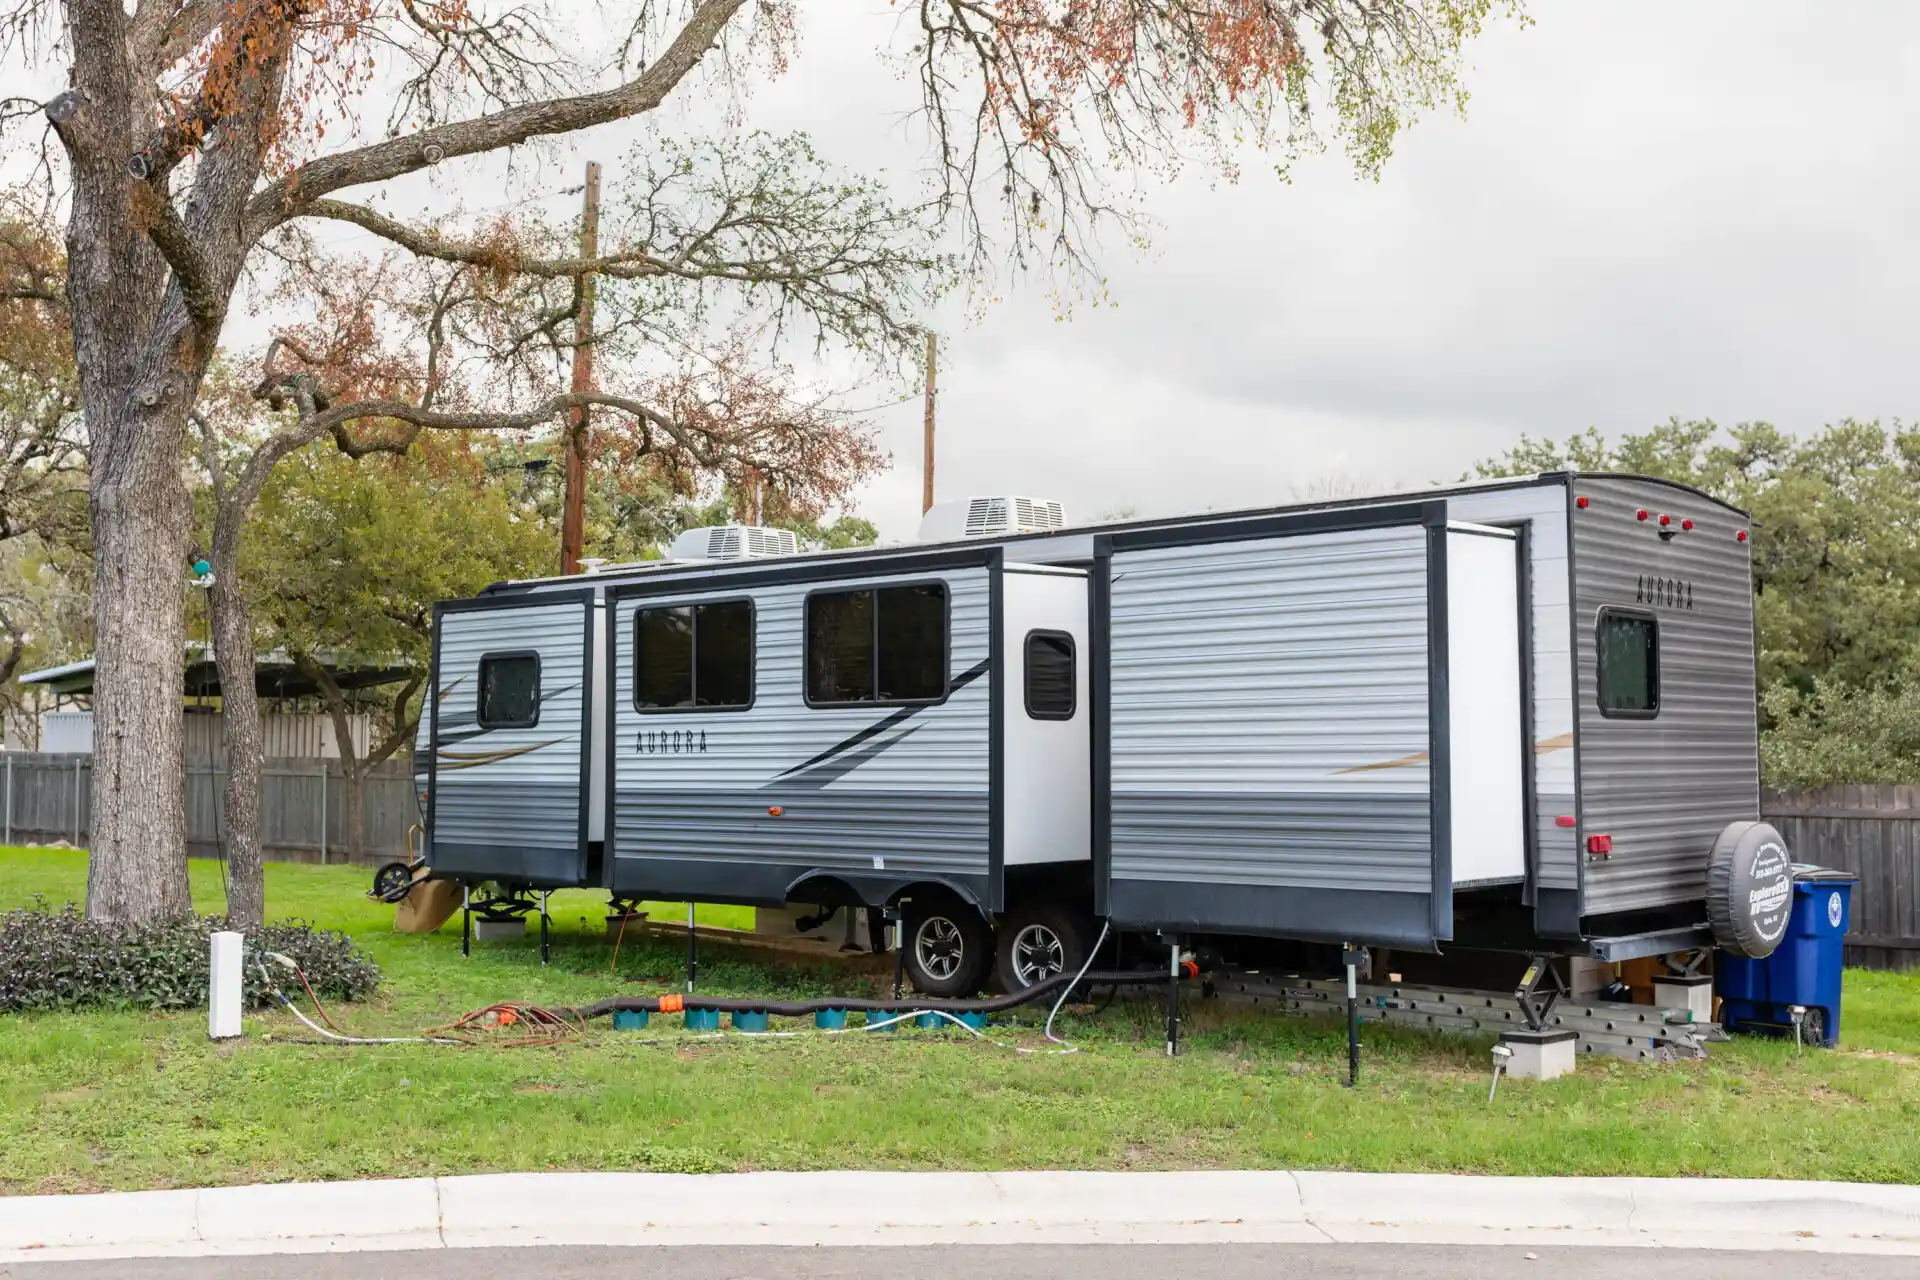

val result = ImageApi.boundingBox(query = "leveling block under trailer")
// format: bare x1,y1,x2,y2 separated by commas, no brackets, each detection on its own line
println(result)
398,475,1799,1069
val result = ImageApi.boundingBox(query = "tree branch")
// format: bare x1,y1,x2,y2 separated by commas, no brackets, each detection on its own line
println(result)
245,0,747,237
143,193,224,333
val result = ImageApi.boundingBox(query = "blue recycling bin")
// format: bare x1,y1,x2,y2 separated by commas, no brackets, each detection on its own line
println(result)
1717,866,1855,1047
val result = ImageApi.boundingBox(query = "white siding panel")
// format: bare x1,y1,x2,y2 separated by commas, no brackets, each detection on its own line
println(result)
1107,524,1434,893
611,566,993,885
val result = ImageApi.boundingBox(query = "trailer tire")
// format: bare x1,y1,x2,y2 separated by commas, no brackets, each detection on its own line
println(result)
1706,820,1794,959
901,893,992,997
373,861,413,901
995,903,1093,993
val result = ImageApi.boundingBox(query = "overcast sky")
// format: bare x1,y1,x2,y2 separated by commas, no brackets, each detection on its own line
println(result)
11,4,1918,540
750,2,1920,537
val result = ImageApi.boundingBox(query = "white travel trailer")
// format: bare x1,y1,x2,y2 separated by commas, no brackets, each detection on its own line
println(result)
413,475,1792,995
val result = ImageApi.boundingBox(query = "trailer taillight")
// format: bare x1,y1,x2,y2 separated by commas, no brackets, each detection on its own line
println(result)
1636,509,1649,522
1586,834,1613,856
1658,513,1671,527
1737,529,1749,543
1681,519,1694,531
1575,495,1589,509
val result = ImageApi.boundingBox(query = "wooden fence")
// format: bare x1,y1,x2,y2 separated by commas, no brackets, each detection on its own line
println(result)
1,752,417,868
1763,786,1920,971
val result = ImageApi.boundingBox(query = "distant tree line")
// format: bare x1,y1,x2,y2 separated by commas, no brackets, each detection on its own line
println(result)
1474,419,1920,790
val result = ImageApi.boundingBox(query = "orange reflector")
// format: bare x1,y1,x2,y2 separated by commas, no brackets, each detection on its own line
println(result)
768,806,783,816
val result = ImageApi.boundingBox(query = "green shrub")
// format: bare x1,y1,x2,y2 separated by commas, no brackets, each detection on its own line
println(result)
0,901,381,1014
1761,678,1920,791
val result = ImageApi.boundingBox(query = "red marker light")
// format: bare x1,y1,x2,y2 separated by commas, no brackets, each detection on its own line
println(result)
1636,509,1649,522
1681,518,1694,531
1575,495,1589,509
1658,513,1671,527
1737,529,1749,543
1587,834,1613,856
1555,815,1576,828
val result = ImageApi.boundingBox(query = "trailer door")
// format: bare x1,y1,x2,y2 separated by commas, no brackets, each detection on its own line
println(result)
427,590,595,887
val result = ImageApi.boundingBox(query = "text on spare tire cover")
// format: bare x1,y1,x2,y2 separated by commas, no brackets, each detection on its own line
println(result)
1748,841,1793,945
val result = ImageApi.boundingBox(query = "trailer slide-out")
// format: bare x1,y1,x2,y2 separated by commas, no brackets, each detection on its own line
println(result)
413,473,1795,997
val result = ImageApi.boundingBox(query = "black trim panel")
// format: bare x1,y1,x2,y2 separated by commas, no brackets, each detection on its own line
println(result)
1426,519,1454,944
604,853,991,912
987,555,1005,912
1107,880,1445,951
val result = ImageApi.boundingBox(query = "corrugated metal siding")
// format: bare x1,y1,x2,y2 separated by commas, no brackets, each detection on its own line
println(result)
1449,484,1579,893
432,599,588,868
1107,525,1433,893
1573,478,1759,916
610,567,992,888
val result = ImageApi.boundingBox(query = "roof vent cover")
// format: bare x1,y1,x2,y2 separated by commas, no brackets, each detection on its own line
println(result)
668,524,799,562
919,496,1066,542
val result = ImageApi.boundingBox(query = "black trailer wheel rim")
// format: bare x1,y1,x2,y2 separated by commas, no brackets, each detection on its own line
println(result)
373,863,411,898
1011,923,1067,987
914,917,966,981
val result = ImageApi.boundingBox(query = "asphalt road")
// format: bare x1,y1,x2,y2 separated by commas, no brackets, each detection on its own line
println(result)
6,1244,1913,1280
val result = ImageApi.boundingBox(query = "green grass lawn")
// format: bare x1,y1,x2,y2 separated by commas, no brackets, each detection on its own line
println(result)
3,845,1918,1193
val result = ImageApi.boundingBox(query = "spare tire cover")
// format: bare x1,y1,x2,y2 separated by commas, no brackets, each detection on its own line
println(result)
1706,821,1794,959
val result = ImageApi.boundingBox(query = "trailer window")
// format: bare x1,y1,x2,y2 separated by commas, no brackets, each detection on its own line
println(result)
1025,631,1076,719
635,600,753,711
1596,609,1659,718
476,652,540,728
806,583,947,705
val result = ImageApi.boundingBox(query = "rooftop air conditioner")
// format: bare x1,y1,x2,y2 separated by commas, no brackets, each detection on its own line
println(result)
917,496,1067,543
667,524,799,562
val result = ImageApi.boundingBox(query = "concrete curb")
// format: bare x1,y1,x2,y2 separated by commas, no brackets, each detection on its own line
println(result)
2,1171,1918,1263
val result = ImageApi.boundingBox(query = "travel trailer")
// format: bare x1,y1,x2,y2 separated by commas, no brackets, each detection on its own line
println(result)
412,476,1791,995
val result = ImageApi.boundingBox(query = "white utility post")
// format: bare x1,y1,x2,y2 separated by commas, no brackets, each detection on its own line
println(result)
208,931,244,1040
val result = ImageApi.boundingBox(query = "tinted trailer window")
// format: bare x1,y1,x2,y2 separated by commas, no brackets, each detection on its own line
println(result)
1596,609,1659,717
806,584,947,705
477,652,540,728
635,600,754,710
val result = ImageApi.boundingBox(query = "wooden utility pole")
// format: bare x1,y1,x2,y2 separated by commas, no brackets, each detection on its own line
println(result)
921,330,937,514
560,161,602,575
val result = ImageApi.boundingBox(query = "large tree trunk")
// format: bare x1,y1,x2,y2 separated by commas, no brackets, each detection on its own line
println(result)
343,761,367,865
84,441,193,921
206,540,266,929
59,0,205,923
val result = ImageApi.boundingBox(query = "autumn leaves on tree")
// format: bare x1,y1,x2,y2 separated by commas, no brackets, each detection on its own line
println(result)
1,0,1501,921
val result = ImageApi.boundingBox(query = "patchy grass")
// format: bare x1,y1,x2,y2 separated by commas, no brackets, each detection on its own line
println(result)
2,845,1918,1193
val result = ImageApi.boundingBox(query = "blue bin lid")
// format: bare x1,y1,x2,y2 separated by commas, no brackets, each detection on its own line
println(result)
1791,863,1858,884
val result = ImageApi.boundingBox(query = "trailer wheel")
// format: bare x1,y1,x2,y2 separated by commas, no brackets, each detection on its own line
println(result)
902,894,992,997
995,903,1093,993
373,861,413,901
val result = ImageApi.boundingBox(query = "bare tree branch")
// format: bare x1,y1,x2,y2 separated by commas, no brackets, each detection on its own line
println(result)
245,0,749,237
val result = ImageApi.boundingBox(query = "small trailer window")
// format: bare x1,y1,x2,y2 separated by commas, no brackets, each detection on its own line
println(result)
807,583,947,705
1024,631,1076,719
476,652,541,728
635,600,754,711
1597,609,1659,718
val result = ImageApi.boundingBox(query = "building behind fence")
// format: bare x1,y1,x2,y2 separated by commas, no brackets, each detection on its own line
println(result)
2,759,1913,968
1,752,417,867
